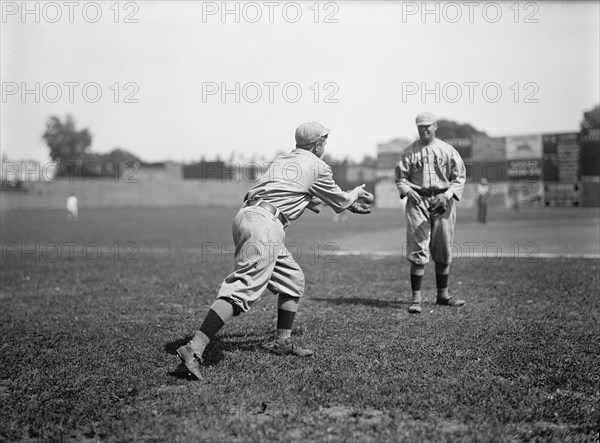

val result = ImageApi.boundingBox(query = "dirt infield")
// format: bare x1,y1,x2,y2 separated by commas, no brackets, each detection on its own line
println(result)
293,206,600,259
332,213,600,258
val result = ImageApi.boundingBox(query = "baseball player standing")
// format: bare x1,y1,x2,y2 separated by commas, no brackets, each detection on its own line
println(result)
177,122,373,380
395,112,466,314
476,178,491,223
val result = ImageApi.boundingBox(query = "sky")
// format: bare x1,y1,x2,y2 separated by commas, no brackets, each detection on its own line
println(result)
1,0,599,164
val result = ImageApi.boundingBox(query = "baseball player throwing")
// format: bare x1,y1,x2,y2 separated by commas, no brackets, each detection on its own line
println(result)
395,112,466,314
177,122,373,380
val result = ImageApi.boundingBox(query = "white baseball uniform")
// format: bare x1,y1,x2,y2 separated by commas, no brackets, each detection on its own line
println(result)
395,139,466,265
218,148,356,313
66,195,78,221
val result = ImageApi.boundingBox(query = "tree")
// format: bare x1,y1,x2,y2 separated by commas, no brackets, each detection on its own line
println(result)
435,119,487,139
103,148,142,164
580,104,600,131
42,115,92,162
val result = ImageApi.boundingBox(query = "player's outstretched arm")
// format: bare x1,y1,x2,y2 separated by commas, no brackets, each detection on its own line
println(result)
345,184,374,215
348,184,374,204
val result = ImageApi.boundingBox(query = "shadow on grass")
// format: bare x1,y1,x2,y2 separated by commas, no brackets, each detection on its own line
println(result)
311,296,405,309
164,333,269,380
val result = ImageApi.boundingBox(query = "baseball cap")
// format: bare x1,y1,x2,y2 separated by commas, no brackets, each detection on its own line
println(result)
415,112,436,126
295,122,330,147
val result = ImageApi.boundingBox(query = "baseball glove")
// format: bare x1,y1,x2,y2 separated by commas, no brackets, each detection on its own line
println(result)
348,201,371,214
428,194,449,216
359,192,375,204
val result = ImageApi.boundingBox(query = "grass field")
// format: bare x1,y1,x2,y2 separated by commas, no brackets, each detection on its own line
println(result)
1,206,599,442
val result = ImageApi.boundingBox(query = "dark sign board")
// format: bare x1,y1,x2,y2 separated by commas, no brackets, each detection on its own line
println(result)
472,136,506,161
580,129,600,177
444,137,472,161
544,183,581,207
507,159,543,182
542,133,580,182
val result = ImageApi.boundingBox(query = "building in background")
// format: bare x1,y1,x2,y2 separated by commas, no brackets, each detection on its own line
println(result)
374,138,412,209
138,162,182,182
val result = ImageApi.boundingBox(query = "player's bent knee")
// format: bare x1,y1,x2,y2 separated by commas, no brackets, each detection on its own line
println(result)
291,271,305,297
433,260,452,267
408,252,429,266
217,297,245,316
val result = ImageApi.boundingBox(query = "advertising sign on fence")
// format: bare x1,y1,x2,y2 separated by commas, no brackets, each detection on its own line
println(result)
506,134,542,160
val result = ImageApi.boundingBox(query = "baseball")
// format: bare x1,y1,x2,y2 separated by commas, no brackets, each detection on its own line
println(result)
360,192,375,204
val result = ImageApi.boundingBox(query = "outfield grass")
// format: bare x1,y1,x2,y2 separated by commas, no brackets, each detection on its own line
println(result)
1,207,599,442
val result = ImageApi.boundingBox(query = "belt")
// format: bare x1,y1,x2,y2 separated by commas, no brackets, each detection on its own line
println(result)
415,188,448,197
243,199,289,228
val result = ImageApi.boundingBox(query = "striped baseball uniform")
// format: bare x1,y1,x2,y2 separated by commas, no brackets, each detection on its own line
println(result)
395,139,466,265
217,148,356,313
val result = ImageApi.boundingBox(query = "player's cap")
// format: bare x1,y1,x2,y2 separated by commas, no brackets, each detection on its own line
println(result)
415,112,436,126
295,122,330,147
481,178,488,184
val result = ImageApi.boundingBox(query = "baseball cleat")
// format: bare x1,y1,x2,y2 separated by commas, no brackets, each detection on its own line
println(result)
408,303,423,314
264,338,314,357
177,344,203,380
436,297,465,307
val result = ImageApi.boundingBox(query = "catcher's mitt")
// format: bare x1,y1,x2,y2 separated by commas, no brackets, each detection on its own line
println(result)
359,191,375,204
348,201,371,214
428,194,449,216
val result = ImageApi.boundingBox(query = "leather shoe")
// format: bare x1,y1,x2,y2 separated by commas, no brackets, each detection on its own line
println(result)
177,344,203,380
265,338,313,357
436,297,465,307
408,303,422,314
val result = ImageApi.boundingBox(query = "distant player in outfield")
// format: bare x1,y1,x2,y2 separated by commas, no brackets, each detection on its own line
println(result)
477,178,491,223
177,122,374,380
395,112,466,314
66,194,78,221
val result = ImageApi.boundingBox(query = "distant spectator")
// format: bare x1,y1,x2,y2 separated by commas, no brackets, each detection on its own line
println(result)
476,178,491,223
66,194,79,221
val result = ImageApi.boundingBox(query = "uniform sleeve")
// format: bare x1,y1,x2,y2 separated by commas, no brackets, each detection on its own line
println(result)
446,149,466,201
395,155,413,198
308,163,355,213
307,196,325,213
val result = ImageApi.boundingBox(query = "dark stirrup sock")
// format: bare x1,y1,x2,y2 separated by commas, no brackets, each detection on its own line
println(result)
277,294,299,339
190,298,235,356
